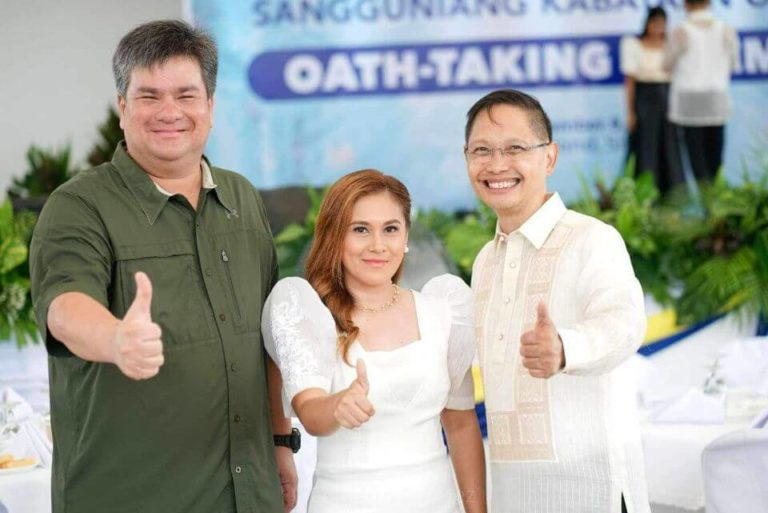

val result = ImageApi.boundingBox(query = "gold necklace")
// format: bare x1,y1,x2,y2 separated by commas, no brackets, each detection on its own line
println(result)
358,284,400,313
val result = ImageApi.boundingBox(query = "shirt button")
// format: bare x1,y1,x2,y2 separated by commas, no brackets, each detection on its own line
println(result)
234,414,241,423
205,268,213,276
504,297,511,304
509,262,517,269
234,466,242,474
219,313,227,321
497,334,504,340
230,363,237,372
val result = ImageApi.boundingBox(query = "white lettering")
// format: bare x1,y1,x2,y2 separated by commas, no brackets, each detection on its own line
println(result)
284,55,323,94
525,45,541,82
352,52,384,90
544,43,577,81
490,45,526,83
383,51,419,89
579,41,611,80
322,53,359,92
427,48,460,86
744,37,768,74
455,47,491,86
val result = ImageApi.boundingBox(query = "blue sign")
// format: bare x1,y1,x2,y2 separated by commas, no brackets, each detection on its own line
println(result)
189,0,768,211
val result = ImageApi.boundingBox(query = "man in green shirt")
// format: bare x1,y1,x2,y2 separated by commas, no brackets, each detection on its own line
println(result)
30,20,297,513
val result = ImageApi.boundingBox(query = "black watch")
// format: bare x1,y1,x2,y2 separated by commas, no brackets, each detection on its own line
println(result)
273,427,301,453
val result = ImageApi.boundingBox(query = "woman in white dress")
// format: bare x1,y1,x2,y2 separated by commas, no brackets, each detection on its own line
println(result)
262,169,486,513
620,6,683,193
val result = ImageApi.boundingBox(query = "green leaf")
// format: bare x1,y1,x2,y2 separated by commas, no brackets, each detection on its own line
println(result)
0,243,27,274
274,223,308,245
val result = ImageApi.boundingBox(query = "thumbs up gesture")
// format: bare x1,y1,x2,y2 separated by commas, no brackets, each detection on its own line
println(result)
334,359,375,429
519,302,565,379
112,272,164,380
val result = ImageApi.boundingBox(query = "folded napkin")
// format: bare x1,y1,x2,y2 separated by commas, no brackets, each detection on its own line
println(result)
719,337,768,395
0,387,52,467
648,388,726,424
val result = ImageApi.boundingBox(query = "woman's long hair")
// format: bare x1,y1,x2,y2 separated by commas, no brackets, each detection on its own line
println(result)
640,6,667,38
305,169,411,364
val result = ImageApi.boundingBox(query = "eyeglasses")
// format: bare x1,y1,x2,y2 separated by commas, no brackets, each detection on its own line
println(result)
464,142,550,164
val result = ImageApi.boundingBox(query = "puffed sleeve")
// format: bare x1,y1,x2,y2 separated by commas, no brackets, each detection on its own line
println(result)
620,36,640,76
262,277,338,416
422,274,476,411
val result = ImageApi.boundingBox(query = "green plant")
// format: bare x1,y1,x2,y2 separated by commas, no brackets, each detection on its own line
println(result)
570,160,676,304
273,187,326,278
669,170,768,325
8,144,77,199
0,199,39,346
416,204,496,282
87,106,124,166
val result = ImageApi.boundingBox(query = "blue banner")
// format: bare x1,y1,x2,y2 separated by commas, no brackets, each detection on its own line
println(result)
189,0,768,211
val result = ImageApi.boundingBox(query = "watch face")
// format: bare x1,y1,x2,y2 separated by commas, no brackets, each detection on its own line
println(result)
290,428,301,452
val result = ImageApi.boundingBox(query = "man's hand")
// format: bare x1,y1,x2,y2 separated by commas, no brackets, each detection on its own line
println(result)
334,359,375,429
112,272,164,380
274,445,298,512
520,302,565,379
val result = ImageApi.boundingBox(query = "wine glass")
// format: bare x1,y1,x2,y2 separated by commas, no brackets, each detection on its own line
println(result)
702,356,727,396
0,399,20,451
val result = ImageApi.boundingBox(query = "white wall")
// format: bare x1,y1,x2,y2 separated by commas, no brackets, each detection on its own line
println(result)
0,0,183,193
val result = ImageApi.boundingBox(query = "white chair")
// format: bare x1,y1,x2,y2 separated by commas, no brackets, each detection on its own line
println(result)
702,429,768,513
751,404,768,428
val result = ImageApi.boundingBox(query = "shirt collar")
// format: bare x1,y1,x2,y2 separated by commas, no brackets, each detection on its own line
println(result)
153,159,217,195
112,142,235,224
494,192,567,250
688,8,715,22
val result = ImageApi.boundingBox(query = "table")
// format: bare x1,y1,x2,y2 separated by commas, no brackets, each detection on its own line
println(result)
0,467,50,513
642,422,748,512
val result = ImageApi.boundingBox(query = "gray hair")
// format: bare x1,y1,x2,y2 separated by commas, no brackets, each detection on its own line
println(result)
112,20,217,98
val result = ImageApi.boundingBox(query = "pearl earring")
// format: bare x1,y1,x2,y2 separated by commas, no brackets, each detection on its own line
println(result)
404,245,410,254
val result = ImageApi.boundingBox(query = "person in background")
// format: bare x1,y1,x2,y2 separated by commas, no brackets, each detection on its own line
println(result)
621,7,683,193
464,89,650,513
664,0,739,182
262,169,486,513
30,20,295,513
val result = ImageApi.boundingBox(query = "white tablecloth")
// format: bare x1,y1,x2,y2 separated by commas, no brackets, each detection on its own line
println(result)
0,467,50,513
642,422,747,511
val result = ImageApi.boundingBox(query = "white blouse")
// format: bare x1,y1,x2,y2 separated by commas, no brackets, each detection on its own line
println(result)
262,274,477,416
620,36,669,83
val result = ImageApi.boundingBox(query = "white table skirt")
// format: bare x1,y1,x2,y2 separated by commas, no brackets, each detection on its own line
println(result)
0,467,50,513
641,422,745,511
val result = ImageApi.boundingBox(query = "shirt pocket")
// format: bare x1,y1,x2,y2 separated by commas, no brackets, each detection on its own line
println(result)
214,228,272,335
115,240,215,348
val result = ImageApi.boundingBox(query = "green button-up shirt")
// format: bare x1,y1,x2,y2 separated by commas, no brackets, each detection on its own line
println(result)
30,143,283,513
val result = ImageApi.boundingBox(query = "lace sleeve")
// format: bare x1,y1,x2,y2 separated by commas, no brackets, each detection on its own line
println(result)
262,277,338,415
422,274,476,411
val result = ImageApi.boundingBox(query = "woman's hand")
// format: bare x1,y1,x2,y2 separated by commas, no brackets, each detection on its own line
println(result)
334,359,375,429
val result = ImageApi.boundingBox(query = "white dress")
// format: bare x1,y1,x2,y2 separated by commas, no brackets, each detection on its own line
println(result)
262,274,476,513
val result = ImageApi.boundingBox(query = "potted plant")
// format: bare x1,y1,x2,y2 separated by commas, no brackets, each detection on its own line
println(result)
667,170,768,331
0,199,39,346
8,144,78,213
87,106,124,166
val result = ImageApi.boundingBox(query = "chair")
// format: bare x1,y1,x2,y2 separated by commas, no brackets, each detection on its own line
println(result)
702,429,768,513
751,403,768,428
